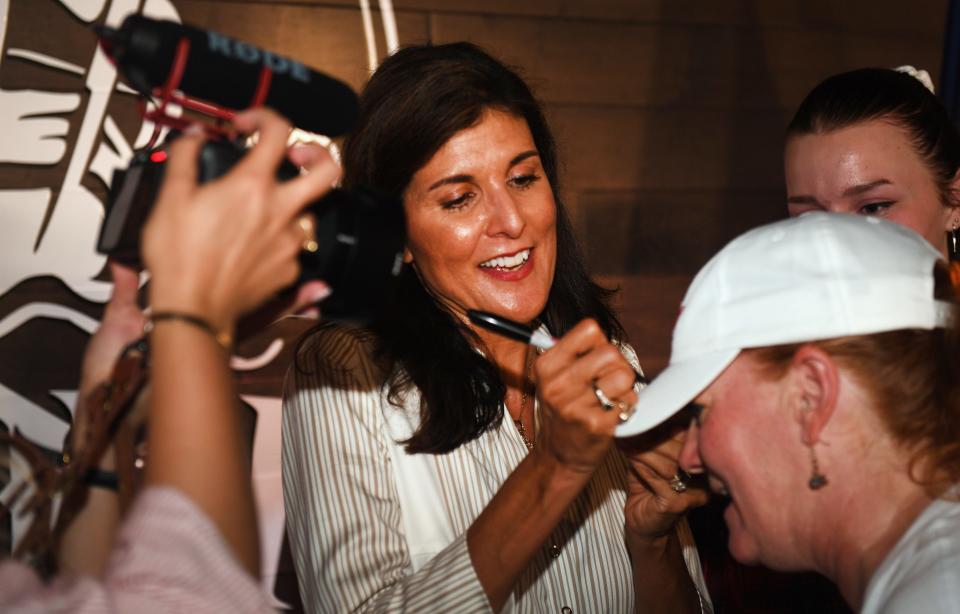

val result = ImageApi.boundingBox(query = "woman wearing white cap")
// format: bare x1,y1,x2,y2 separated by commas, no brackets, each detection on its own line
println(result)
617,212,960,614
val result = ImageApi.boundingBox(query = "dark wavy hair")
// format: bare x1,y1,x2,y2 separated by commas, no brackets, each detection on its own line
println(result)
334,42,623,454
787,68,960,210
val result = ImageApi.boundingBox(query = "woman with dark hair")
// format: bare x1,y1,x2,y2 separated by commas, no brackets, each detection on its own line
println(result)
282,43,711,613
784,67,960,261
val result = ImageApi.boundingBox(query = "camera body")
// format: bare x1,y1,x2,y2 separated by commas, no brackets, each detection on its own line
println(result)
98,137,405,323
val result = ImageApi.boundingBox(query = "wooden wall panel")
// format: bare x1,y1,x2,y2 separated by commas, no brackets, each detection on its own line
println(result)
175,1,430,91
547,106,789,192
576,189,784,275
218,0,946,34
597,273,690,373
430,14,942,110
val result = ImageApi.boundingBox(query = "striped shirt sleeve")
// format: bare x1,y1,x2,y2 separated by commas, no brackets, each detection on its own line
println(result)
281,329,491,613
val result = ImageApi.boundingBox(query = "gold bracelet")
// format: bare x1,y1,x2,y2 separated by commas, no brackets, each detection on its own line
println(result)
146,311,233,350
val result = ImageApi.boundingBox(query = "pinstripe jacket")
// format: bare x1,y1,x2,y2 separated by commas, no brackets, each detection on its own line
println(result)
282,327,709,613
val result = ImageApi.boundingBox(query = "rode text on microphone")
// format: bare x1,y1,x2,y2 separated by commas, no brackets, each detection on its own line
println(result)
97,14,358,136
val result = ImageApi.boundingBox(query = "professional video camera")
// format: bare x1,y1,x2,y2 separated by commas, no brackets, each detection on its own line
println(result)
95,14,405,323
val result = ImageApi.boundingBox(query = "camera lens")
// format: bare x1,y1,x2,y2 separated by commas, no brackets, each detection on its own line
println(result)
299,187,405,324
99,137,406,323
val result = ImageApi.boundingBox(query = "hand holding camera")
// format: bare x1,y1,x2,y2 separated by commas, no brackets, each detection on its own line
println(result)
143,108,338,341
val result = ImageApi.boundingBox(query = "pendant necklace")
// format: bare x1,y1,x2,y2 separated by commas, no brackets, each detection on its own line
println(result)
513,348,535,451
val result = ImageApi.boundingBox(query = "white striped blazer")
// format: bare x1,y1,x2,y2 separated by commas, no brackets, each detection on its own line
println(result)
282,327,710,613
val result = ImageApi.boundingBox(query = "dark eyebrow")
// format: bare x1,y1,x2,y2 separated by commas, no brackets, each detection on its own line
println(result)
787,179,893,206
786,195,822,206
841,179,892,197
428,174,472,192
510,150,539,167
426,150,540,192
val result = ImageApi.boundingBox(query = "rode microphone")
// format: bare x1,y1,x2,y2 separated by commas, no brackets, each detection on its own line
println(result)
98,14,358,136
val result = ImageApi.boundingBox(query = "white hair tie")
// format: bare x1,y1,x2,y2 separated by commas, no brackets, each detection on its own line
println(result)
894,65,935,94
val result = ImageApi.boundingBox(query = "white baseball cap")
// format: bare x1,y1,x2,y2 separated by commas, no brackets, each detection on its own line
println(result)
616,212,954,437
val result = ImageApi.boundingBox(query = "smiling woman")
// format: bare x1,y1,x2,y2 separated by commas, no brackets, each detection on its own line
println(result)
784,68,960,258
617,213,960,614
281,43,712,613
401,109,558,328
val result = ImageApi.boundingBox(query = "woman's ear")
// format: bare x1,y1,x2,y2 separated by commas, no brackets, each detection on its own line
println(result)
945,169,960,231
789,344,840,446
403,246,414,264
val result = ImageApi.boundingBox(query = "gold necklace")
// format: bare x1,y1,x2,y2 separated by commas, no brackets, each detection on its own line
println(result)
513,348,535,451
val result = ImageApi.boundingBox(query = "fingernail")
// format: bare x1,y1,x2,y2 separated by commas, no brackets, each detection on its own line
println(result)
296,306,321,320
184,123,204,136
309,284,332,303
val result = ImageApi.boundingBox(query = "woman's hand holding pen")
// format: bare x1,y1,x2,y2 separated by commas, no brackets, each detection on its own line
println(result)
533,317,706,613
524,315,706,543
533,319,638,475
467,317,641,611
474,309,706,543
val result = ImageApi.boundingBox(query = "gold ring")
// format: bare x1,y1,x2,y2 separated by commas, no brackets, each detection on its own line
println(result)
298,214,318,253
670,469,691,493
592,383,618,411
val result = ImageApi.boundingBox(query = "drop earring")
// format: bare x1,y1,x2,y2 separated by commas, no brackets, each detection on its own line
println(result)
948,217,960,293
947,217,960,262
808,446,828,490
800,398,827,490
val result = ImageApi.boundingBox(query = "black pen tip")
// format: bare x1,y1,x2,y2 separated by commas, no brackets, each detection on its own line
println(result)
467,309,492,325
467,310,533,343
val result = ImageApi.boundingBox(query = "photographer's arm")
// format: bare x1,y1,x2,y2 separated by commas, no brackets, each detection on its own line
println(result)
56,263,143,577
142,110,338,575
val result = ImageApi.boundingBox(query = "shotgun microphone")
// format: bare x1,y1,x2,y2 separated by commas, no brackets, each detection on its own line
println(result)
98,14,358,136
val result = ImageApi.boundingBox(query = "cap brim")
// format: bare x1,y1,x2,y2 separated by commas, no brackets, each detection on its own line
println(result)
615,348,740,438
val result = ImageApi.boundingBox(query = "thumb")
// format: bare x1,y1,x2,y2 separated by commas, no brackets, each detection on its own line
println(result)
107,260,141,309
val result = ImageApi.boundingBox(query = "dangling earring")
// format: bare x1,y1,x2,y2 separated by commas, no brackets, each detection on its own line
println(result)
947,217,960,262
808,446,828,490
948,217,960,293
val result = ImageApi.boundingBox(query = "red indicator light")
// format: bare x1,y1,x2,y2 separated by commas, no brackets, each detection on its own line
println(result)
149,150,168,163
